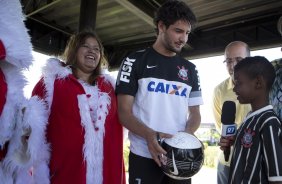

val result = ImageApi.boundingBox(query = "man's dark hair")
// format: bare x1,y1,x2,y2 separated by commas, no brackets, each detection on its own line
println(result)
234,56,276,90
153,0,197,34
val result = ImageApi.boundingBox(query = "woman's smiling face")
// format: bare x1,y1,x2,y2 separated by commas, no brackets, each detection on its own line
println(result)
76,37,101,74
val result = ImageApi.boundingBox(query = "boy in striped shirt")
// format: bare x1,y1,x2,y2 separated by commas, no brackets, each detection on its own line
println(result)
220,56,282,184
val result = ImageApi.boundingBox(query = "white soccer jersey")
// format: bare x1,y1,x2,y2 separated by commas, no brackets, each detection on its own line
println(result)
116,47,203,158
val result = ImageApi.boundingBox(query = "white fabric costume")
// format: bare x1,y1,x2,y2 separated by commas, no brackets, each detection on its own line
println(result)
0,0,49,183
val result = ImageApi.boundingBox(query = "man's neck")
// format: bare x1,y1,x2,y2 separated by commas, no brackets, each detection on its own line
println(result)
152,41,176,57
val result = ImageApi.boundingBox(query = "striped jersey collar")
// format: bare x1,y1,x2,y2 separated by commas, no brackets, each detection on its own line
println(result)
245,105,273,121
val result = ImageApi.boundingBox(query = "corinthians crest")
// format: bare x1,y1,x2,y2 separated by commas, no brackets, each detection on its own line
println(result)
177,66,188,81
241,128,255,148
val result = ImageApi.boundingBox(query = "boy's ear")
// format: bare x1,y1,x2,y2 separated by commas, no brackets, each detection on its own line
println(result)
255,75,264,89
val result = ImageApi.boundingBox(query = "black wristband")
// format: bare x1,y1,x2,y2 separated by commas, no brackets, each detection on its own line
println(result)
156,132,161,145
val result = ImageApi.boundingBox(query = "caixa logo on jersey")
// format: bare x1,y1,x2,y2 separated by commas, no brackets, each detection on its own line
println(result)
147,81,188,97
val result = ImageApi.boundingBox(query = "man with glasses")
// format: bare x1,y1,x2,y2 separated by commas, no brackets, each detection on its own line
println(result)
269,16,282,120
212,41,251,184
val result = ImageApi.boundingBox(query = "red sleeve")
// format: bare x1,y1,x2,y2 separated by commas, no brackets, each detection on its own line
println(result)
0,69,7,159
0,68,7,116
0,39,6,60
32,78,47,99
31,78,51,112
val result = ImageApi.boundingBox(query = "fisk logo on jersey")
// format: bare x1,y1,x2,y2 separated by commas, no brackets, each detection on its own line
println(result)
119,57,135,83
147,81,188,97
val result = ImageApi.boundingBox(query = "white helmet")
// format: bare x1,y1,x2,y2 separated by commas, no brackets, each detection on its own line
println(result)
160,132,204,180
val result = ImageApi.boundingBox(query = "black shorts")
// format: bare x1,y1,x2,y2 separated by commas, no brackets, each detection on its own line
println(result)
128,152,191,184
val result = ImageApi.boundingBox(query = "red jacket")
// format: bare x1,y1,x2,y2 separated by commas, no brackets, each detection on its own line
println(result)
32,59,125,184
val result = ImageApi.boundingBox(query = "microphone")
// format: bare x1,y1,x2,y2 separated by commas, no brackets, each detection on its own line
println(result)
221,101,236,162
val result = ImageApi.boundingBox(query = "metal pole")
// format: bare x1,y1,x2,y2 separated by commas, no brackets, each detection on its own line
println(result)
79,0,98,31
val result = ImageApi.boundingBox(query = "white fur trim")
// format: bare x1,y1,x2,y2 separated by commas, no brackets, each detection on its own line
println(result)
20,97,50,184
22,97,49,168
42,58,71,114
14,169,33,184
2,94,50,184
0,1,48,182
101,74,116,90
0,0,33,68
32,161,50,184
0,63,49,183
0,162,13,184
0,62,26,146
77,88,110,184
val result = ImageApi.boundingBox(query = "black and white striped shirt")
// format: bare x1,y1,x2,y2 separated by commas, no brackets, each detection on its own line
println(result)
229,105,282,184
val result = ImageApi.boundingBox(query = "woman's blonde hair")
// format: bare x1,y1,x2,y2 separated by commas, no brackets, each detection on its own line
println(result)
62,30,108,84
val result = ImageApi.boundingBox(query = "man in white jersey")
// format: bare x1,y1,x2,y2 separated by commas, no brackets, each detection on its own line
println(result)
116,1,203,184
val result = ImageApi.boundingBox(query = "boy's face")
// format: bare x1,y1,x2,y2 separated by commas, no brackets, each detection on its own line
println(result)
233,70,257,104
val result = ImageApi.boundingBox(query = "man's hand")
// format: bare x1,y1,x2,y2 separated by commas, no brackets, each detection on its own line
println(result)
145,130,172,167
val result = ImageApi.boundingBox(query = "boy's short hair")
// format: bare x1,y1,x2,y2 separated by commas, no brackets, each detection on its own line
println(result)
234,56,276,90
153,0,197,34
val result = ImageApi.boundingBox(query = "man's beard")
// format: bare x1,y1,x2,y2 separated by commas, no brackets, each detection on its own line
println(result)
165,42,182,54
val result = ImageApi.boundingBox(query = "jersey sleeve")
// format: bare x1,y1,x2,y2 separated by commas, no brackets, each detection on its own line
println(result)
188,64,203,106
261,118,282,181
115,52,141,96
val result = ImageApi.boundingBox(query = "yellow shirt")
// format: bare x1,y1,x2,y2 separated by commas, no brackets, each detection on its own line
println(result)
212,77,251,166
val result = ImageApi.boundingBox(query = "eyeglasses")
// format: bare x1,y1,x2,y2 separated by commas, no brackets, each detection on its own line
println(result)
80,44,101,53
223,57,243,65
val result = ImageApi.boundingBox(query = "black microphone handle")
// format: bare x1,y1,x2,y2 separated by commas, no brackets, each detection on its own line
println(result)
224,147,230,162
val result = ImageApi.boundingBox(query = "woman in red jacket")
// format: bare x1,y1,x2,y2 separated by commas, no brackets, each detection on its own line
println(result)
32,30,125,184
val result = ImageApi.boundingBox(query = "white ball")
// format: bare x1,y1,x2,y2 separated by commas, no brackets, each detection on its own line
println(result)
160,132,204,180
164,132,202,149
